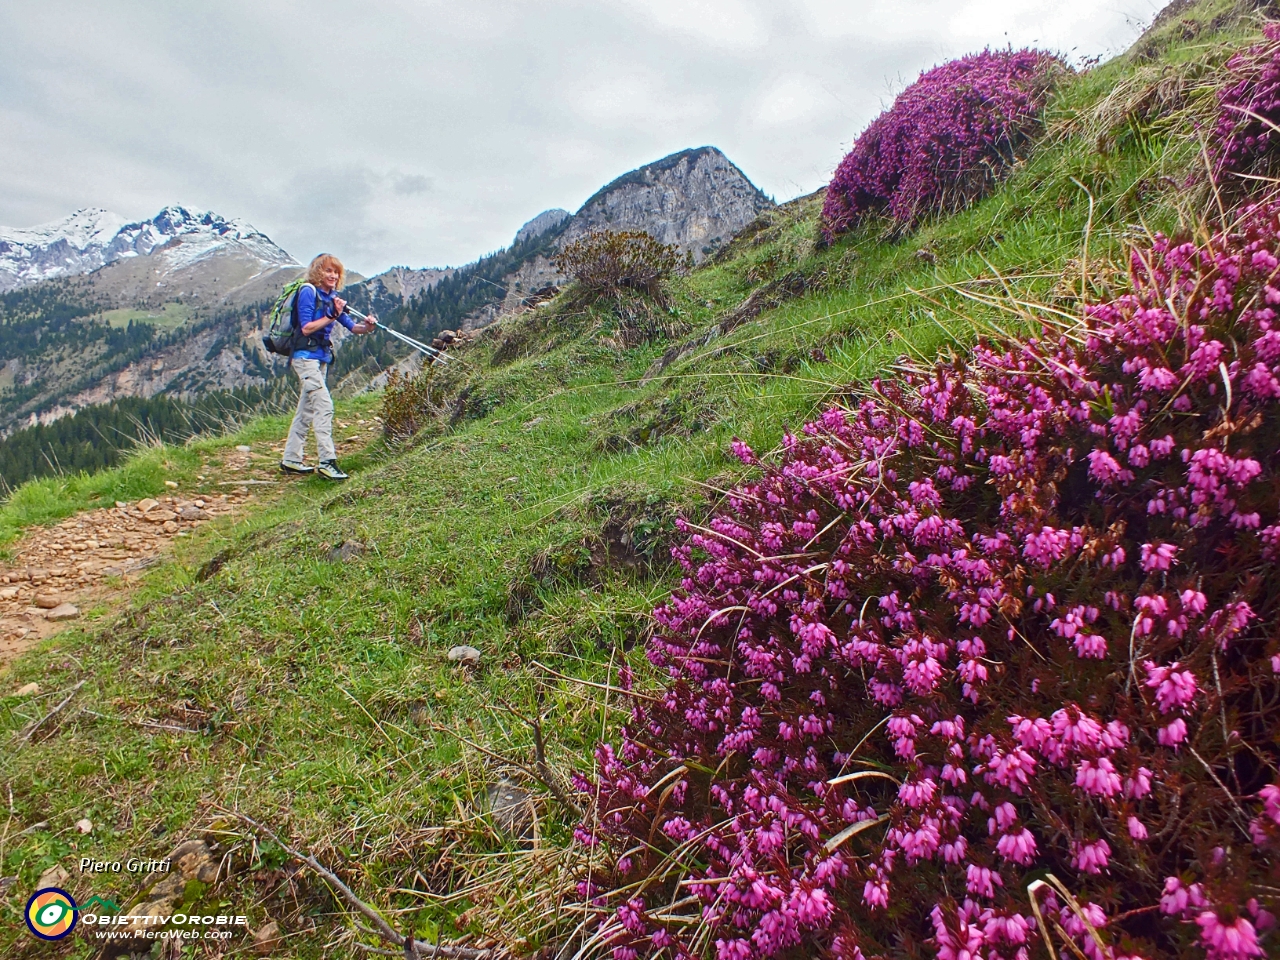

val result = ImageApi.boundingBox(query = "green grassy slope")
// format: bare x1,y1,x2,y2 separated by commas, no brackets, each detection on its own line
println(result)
0,5,1267,956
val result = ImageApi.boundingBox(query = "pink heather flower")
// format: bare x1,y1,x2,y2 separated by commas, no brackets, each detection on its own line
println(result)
1260,783,1280,825
1137,365,1179,391
1181,589,1209,614
863,876,890,910
1126,766,1154,799
822,48,1061,235
996,828,1037,865
1076,757,1122,798
1196,911,1265,959
1072,838,1111,874
1140,541,1178,572
966,864,1003,898
930,903,987,960
729,438,757,465
1144,661,1199,713
1073,633,1108,658
716,938,752,960
899,777,938,808
1128,816,1148,840
1158,717,1189,748
991,801,1019,833
1088,448,1132,485
1162,878,1191,917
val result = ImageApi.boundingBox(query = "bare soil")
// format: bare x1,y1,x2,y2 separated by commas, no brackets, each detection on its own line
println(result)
0,490,253,664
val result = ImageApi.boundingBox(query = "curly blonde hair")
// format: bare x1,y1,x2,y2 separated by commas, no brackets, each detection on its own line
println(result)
306,253,345,290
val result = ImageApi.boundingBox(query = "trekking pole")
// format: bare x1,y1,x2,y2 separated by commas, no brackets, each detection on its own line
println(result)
344,307,451,362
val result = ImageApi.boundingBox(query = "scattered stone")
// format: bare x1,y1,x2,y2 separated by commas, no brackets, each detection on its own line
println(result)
118,838,223,941
327,540,366,563
115,501,128,508
14,682,40,697
488,777,536,839
0,587,20,600
448,645,482,666
164,480,179,489
30,569,49,582
162,521,180,534
253,920,283,955
33,593,61,609
179,505,210,521
75,818,93,834
37,864,70,890
236,444,252,453
144,509,178,523
46,604,80,622
136,498,160,514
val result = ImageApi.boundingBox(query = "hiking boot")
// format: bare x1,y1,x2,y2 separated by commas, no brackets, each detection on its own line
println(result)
316,459,349,481
280,460,315,475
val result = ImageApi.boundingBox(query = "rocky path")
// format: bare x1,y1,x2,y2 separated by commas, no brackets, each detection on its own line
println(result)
0,491,252,664
0,416,383,667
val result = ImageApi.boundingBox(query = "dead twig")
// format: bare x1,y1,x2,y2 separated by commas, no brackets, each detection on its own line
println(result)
231,812,493,959
18,681,86,743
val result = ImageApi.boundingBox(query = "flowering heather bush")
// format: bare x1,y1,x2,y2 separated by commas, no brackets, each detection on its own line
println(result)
821,50,1061,238
1214,24,1280,175
579,200,1280,960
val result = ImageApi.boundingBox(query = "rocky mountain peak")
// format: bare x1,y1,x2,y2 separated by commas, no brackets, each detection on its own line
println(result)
561,146,774,262
0,205,295,294
514,209,571,246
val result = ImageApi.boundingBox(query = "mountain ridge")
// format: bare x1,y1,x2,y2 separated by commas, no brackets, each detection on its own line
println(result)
0,205,296,294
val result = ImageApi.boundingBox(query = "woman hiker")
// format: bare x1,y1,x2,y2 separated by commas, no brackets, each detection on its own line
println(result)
280,253,375,480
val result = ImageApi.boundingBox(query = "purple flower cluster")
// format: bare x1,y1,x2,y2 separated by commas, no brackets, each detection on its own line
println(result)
578,200,1280,959
821,49,1061,238
1214,24,1280,175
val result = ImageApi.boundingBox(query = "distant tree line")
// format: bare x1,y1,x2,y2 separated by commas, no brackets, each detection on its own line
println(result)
0,384,289,490
330,224,568,382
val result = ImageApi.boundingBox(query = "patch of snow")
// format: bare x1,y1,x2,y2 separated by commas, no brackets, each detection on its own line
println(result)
0,204,297,293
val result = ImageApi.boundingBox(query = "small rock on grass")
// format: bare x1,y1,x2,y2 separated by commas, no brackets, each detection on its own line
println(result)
75,818,93,835
327,540,366,563
488,777,536,839
137,498,160,513
37,865,70,889
33,593,61,609
253,920,282,955
448,645,481,666
236,444,252,453
14,682,40,697
46,603,80,622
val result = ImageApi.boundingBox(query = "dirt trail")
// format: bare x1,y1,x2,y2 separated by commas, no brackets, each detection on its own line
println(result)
0,491,254,664
0,416,382,668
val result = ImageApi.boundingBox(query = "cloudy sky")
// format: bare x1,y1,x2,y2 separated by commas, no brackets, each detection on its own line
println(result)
1,0,1165,276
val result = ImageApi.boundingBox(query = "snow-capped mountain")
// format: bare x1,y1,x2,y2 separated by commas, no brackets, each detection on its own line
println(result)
0,205,297,293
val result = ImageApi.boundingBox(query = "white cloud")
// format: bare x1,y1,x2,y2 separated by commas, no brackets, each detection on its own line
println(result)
752,74,832,126
0,0,1169,275
614,0,771,50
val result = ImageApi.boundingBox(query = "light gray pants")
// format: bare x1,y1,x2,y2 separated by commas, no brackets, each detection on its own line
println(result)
283,358,335,463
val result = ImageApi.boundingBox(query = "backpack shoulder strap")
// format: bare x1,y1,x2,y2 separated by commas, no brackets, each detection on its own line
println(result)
291,283,317,326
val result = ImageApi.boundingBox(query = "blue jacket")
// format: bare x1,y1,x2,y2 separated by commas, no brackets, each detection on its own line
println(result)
292,284,355,363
